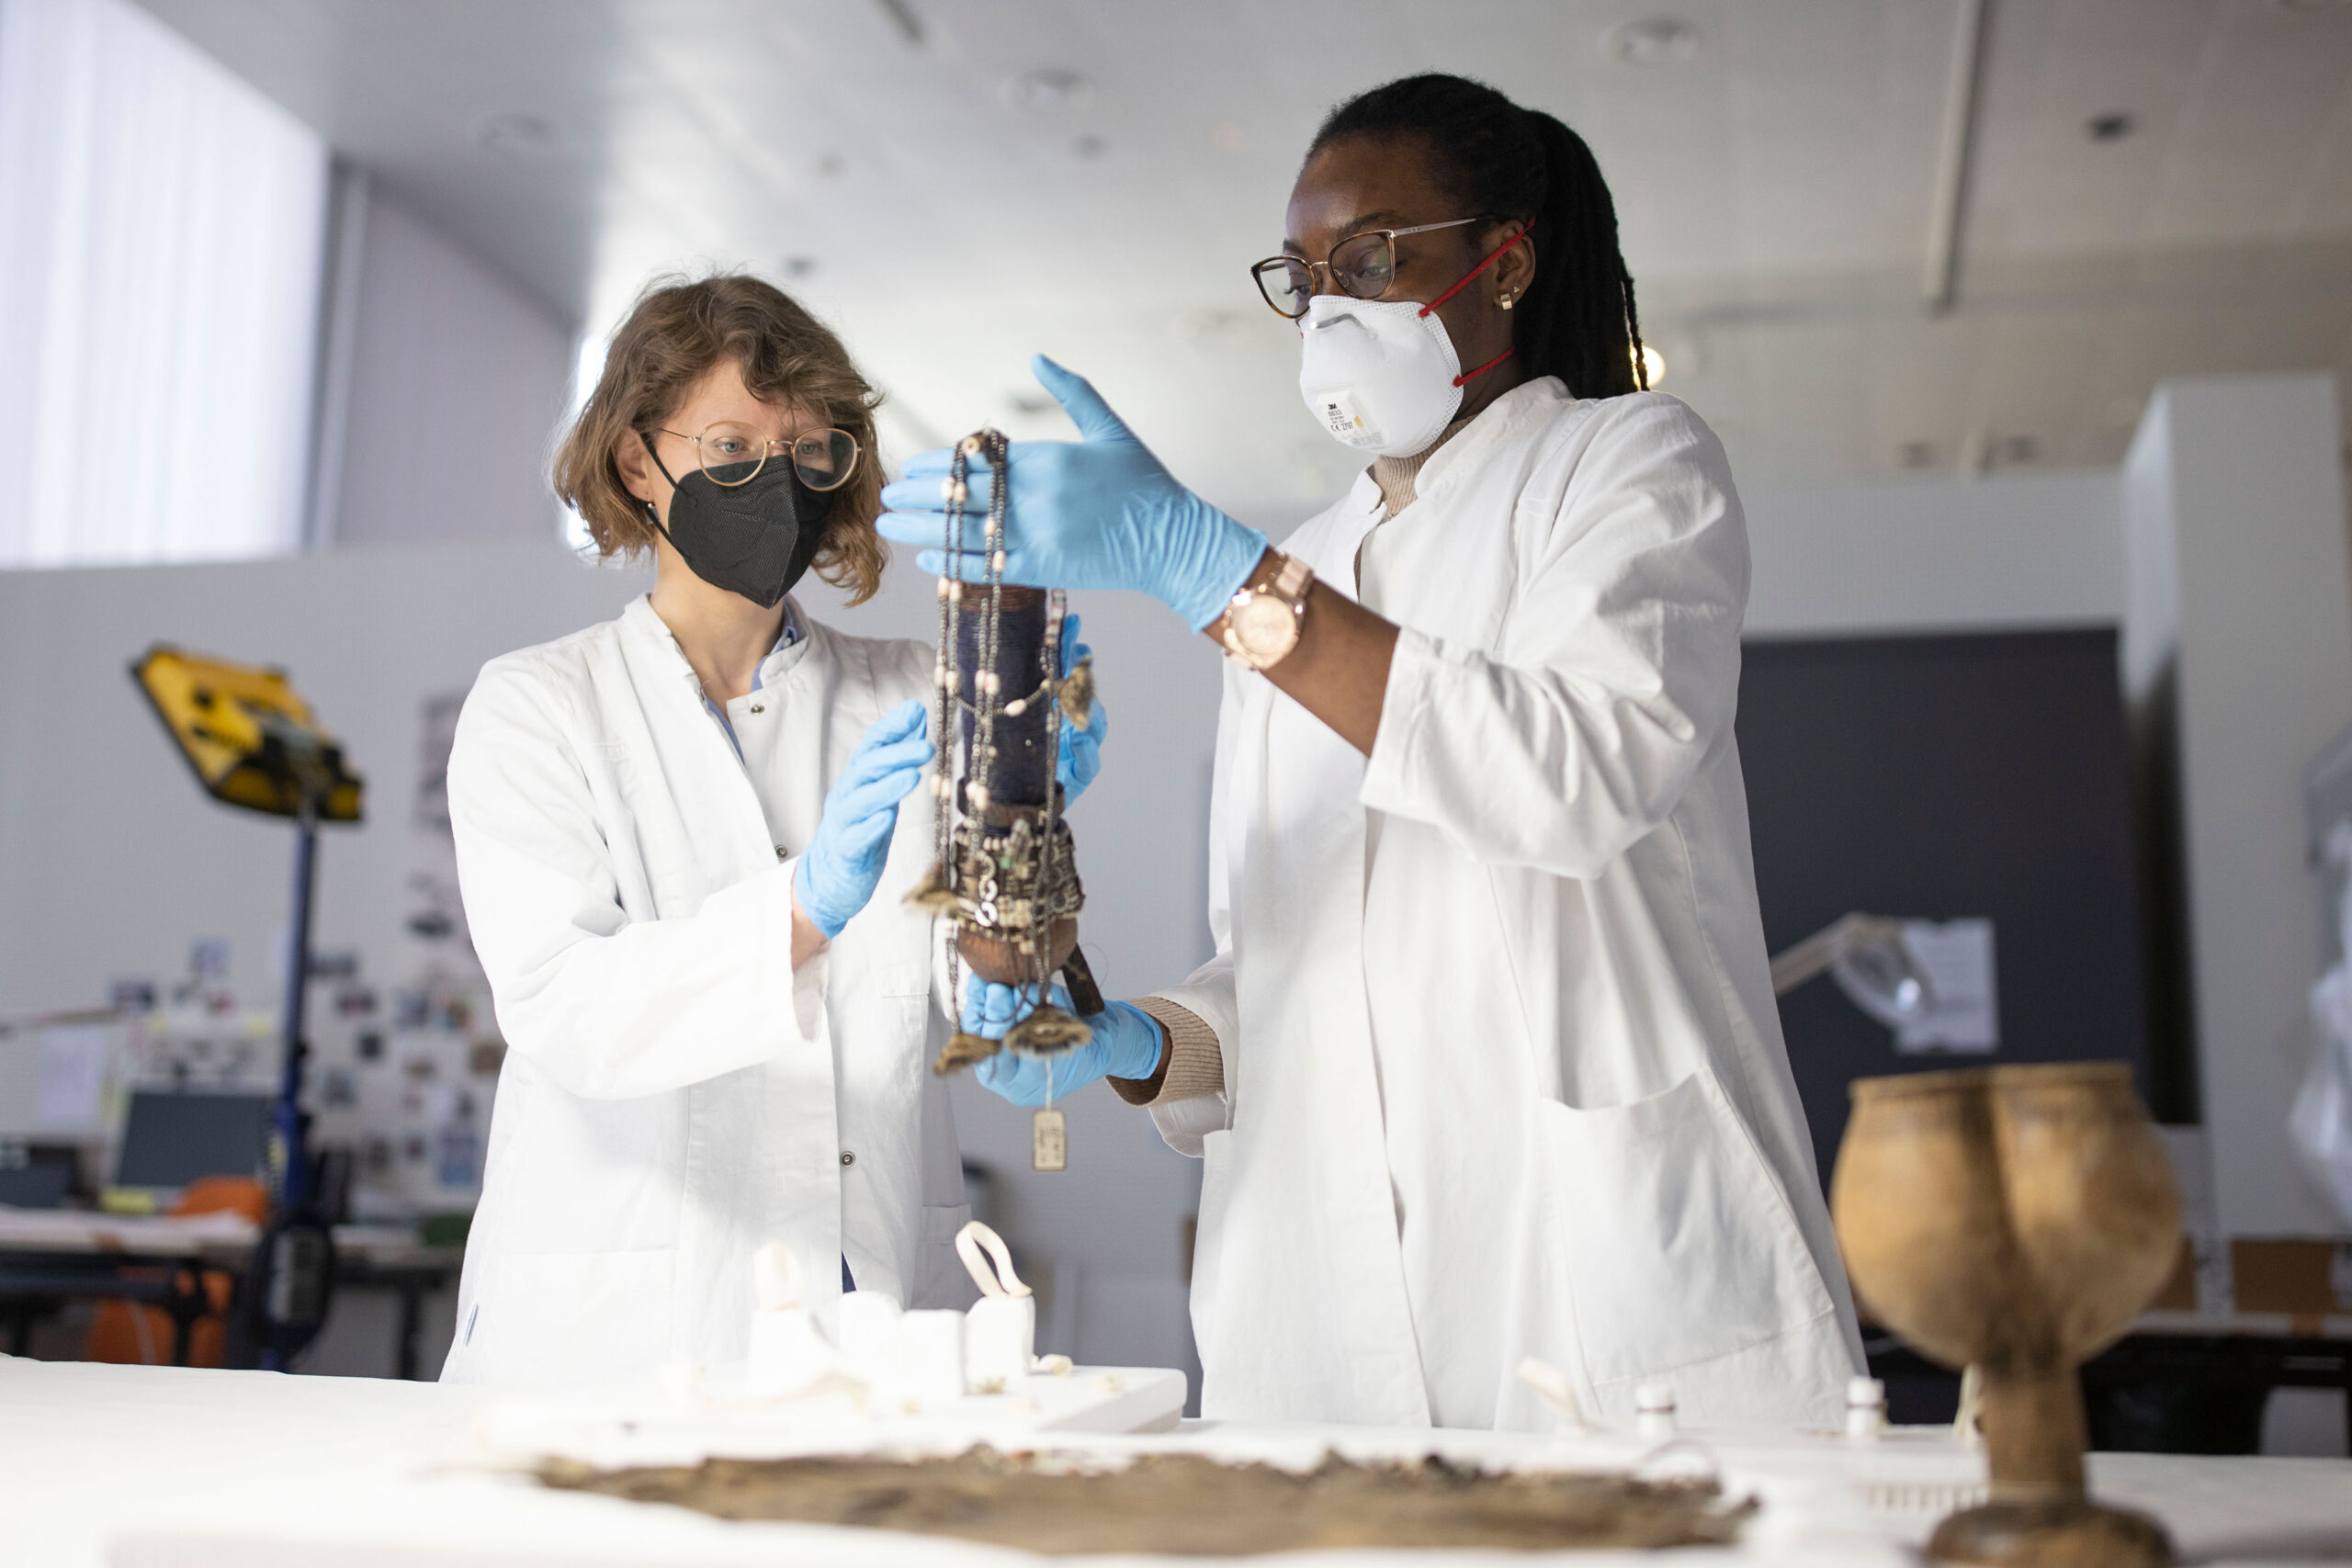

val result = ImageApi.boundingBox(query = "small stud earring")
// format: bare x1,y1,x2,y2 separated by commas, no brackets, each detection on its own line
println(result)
1498,294,1516,310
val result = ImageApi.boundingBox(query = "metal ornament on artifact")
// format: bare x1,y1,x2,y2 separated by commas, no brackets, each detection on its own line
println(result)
908,429,1104,1169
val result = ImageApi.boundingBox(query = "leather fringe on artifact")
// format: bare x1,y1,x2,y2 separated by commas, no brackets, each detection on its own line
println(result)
1004,1003,1091,1054
1057,658,1094,728
934,1032,1003,1075
903,861,962,915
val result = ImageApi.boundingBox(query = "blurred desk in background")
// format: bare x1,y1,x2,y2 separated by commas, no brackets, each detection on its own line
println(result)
1866,1308,2352,1453
0,1210,462,1377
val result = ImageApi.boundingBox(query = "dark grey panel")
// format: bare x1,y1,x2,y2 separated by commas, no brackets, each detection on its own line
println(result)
1735,628,2156,1189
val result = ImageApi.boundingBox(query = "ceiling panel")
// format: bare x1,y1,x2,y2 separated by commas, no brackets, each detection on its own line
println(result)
127,0,2352,508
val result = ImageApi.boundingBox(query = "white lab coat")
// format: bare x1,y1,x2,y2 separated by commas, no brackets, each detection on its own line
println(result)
1152,380,1863,1431
438,595,971,1388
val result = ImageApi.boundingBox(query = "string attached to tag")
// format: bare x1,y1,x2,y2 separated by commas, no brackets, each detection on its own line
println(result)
1033,1045,1066,1171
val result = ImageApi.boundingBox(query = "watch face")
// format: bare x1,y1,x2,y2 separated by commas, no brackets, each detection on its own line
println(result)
1233,595,1295,656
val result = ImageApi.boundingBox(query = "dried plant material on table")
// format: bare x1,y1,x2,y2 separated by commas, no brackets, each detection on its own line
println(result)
537,1446,1751,1555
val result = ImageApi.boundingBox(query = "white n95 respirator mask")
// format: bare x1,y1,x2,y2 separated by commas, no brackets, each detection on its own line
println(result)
1297,294,1467,459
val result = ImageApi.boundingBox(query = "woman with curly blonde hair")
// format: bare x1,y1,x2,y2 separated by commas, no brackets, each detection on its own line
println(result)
438,274,1102,1385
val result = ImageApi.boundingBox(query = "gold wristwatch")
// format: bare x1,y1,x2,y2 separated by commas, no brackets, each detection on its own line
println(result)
1218,550,1312,671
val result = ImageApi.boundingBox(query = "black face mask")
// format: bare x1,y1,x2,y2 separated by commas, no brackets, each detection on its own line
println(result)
641,433,828,609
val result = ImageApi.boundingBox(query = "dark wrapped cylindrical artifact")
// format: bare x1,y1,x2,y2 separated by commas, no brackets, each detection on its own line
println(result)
909,430,1103,1077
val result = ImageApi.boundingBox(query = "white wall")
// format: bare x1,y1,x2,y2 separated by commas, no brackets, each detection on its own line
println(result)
2122,373,2352,1239
1744,468,2124,636
316,180,573,549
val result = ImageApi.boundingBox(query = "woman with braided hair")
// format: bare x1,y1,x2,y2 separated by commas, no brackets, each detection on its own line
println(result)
882,74,1861,1431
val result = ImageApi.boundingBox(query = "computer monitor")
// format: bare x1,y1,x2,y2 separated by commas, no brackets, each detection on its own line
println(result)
111,1089,271,1200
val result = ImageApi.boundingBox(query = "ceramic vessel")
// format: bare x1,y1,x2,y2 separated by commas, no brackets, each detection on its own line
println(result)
1832,1063,2181,1567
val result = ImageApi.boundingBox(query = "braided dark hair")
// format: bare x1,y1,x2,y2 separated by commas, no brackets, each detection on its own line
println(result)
1307,74,1646,399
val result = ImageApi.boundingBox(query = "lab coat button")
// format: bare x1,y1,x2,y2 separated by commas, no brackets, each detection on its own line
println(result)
840,1150,856,1167
775,844,788,862
749,703,764,714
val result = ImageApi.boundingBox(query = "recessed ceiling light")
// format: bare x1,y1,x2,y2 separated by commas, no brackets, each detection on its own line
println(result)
1605,18,1700,67
1003,67,1094,115
1635,344,1666,386
2086,111,2134,141
470,111,555,155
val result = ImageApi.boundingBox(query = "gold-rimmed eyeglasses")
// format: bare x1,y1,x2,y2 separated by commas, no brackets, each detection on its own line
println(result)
650,422,861,491
1249,217,1487,320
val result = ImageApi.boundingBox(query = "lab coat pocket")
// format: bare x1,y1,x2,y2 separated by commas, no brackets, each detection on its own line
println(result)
474,1248,673,1388
1541,1072,1832,1393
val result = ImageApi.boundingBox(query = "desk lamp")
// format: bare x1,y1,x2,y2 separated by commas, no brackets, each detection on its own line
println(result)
1770,912,1935,1025
131,645,362,1370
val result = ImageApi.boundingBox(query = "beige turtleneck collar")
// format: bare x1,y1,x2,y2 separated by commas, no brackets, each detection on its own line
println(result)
1369,414,1476,519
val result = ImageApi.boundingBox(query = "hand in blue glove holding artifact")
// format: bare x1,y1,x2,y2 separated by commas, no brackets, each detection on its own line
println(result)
877,356,1269,632
961,981,1165,1107
794,699,933,939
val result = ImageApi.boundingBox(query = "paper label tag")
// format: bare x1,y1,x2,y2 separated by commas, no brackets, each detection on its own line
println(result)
1032,1108,1067,1172
1308,388,1384,450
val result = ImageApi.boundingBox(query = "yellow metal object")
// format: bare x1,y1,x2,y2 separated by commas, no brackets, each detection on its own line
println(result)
130,646,363,822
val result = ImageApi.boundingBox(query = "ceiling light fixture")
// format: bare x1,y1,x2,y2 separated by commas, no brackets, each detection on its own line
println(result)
1003,67,1094,115
469,111,556,155
1635,344,1666,386
1605,17,1700,67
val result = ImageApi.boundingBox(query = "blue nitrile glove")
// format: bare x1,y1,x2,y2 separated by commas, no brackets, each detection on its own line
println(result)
794,699,933,939
962,982,1165,1107
876,356,1269,632
1056,611,1105,802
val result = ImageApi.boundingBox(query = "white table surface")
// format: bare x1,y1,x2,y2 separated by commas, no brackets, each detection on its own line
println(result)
4,1355,2349,1567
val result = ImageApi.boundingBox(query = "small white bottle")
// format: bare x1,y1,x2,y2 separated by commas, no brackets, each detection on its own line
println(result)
956,1222,1036,1394
1844,1375,1889,1441
1634,1380,1678,1439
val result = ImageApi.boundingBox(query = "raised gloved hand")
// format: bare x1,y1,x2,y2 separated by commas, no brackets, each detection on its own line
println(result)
961,982,1165,1107
877,356,1269,632
1056,612,1106,802
794,699,933,939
